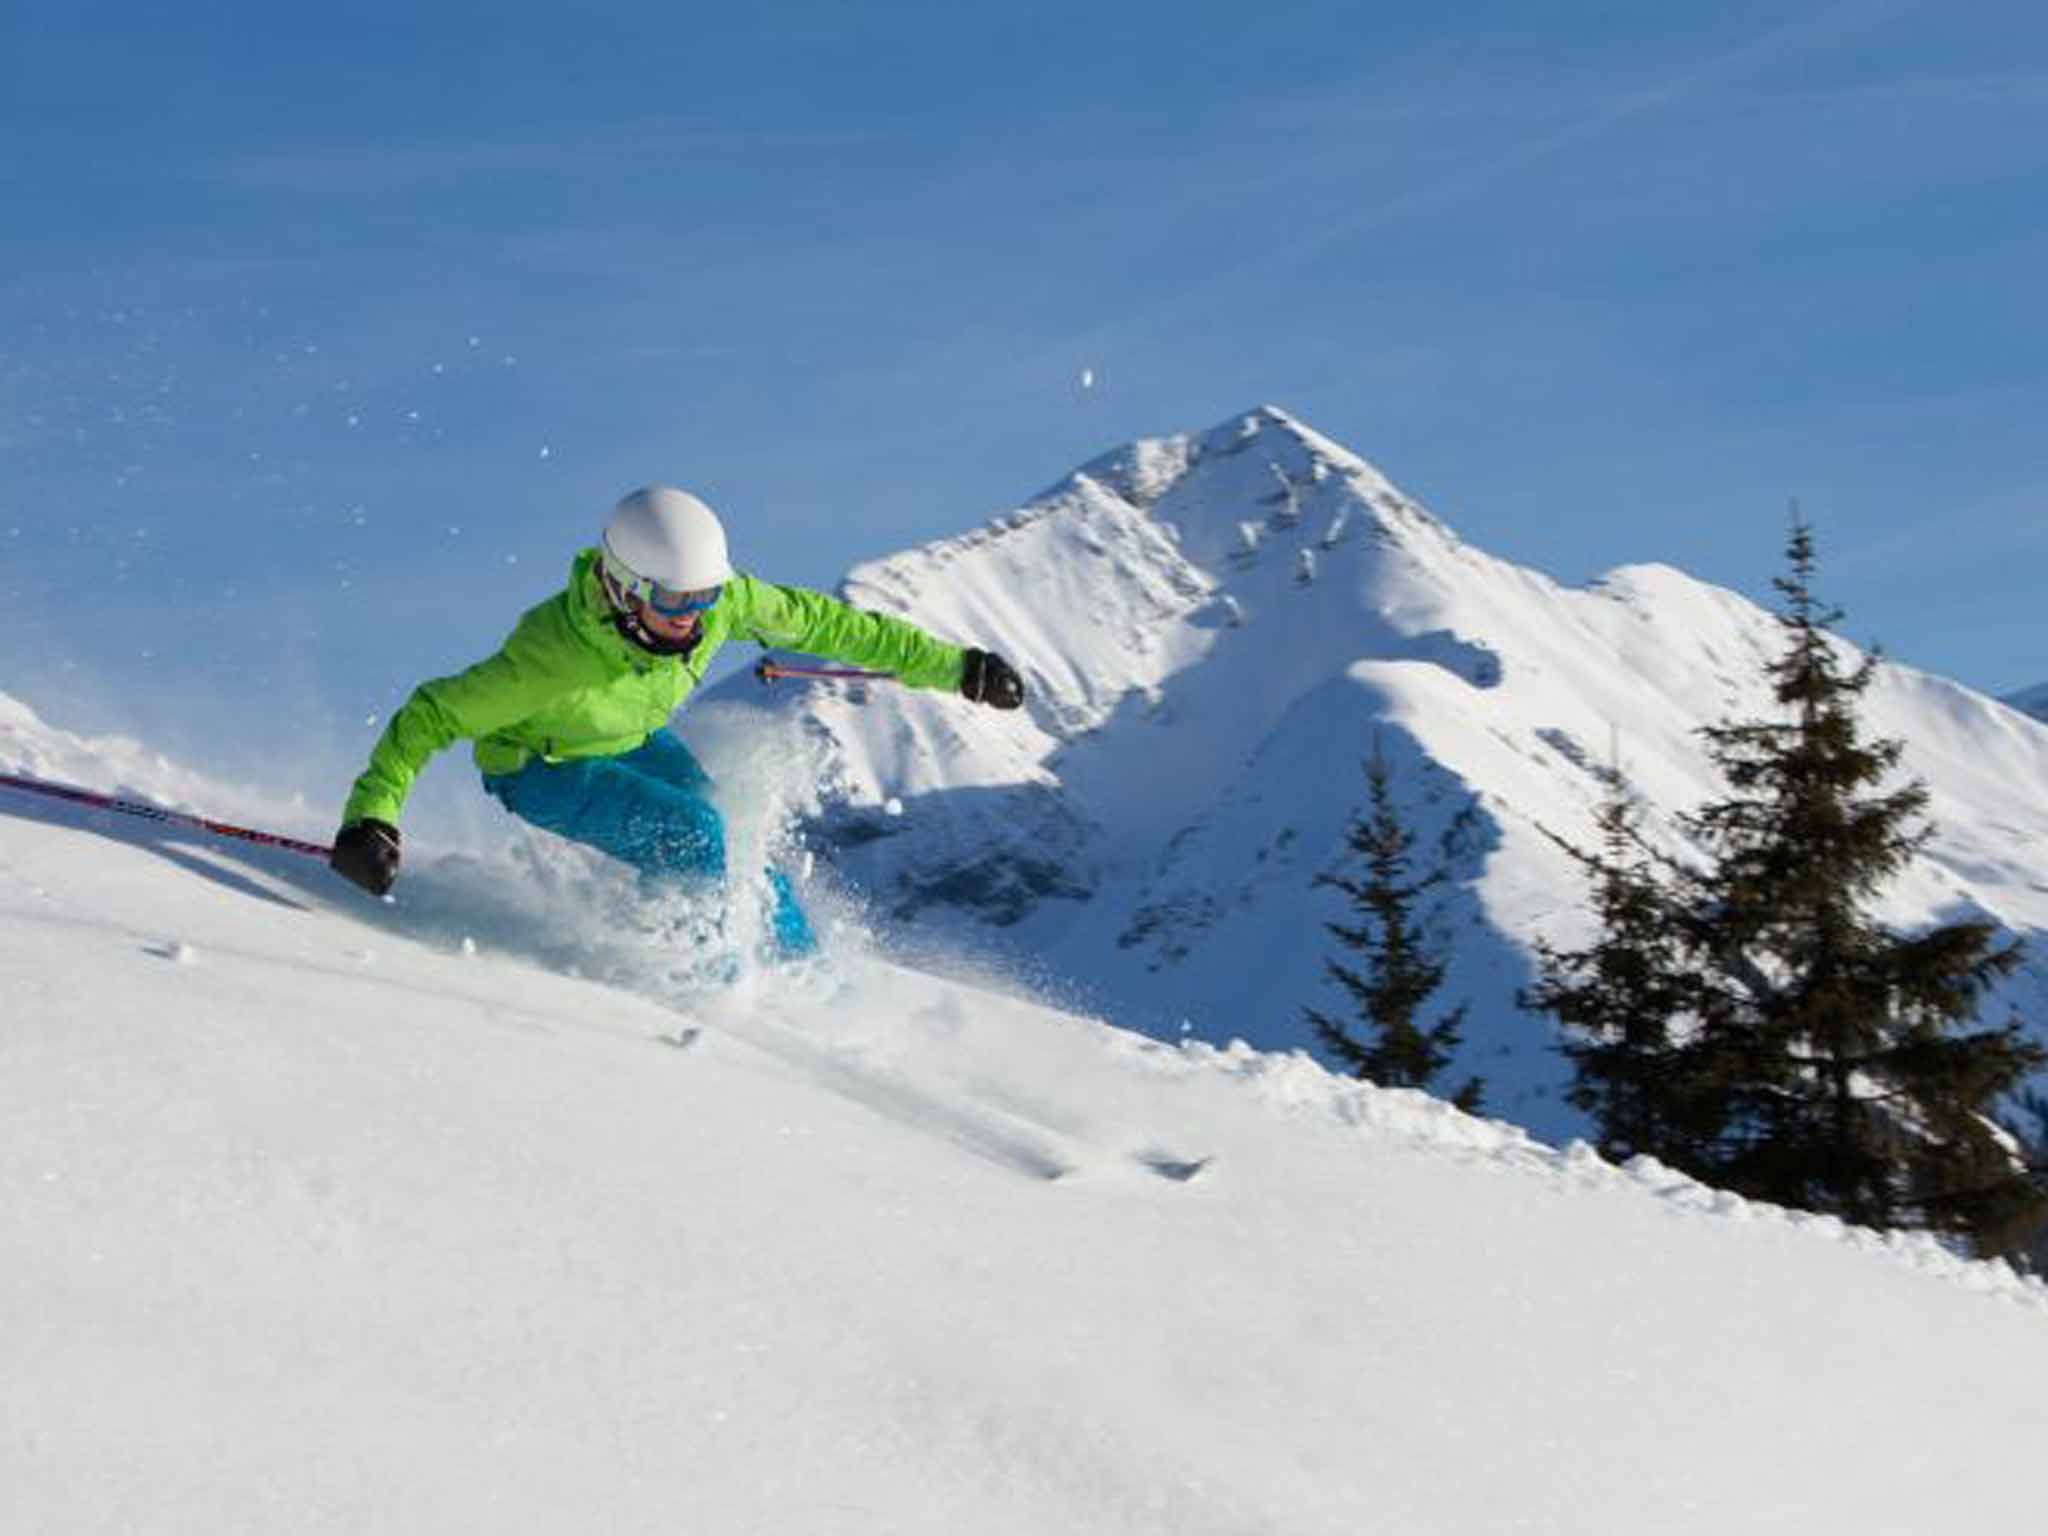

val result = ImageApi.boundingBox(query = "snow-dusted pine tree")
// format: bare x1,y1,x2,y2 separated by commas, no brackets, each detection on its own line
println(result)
1522,767,1730,1171
1680,516,2045,1254
1306,737,1482,1112
1529,517,2045,1256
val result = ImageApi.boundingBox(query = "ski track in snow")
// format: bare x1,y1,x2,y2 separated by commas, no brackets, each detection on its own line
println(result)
688,994,1217,1188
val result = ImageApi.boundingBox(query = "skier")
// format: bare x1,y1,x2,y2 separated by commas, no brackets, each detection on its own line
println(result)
328,486,1025,958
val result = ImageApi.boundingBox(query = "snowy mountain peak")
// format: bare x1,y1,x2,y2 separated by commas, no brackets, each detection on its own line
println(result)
714,409,2048,1144
833,406,1475,745
840,407,1451,639
1057,403,1451,564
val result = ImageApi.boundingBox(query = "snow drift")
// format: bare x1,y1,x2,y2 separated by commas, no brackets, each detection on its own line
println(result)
3,693,2046,1534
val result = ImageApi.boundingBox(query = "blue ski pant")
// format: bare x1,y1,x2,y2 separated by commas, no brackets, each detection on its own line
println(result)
482,731,816,957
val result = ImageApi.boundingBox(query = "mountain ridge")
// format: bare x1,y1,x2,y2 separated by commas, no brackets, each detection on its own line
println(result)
705,408,2048,1141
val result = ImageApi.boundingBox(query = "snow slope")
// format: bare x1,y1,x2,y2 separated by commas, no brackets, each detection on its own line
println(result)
706,407,2048,1140
4,696,2047,1534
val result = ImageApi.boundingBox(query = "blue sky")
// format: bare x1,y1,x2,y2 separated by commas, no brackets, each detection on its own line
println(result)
3,0,2045,796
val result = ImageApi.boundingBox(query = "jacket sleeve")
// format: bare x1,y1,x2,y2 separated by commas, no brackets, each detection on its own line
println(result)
734,577,966,692
340,603,600,827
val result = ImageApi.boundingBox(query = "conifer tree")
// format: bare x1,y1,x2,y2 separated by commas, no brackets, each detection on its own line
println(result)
1307,736,1483,1112
1525,515,2044,1256
1522,766,1729,1171
1678,515,2044,1252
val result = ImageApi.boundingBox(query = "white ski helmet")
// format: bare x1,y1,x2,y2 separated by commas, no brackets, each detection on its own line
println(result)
598,486,734,615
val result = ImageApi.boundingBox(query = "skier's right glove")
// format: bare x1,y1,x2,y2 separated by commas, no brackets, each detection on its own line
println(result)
330,819,401,897
961,648,1026,710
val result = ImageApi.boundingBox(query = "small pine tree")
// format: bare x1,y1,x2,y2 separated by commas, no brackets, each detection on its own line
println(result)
1307,736,1483,1112
1679,514,2045,1252
1522,764,1730,1171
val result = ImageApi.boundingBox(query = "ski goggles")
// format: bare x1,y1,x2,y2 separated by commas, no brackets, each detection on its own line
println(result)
641,581,722,617
599,553,723,617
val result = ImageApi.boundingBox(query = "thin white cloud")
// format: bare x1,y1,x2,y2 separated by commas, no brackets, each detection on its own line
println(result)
1266,0,1923,260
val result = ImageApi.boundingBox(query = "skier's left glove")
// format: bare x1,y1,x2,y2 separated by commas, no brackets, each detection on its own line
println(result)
331,819,401,897
961,649,1025,710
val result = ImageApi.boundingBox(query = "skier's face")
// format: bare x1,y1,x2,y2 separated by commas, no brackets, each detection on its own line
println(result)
633,598,701,644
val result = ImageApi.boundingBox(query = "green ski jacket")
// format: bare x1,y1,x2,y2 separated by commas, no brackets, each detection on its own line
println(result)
341,549,965,828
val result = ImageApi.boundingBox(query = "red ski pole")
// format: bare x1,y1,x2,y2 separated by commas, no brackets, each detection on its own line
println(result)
754,661,897,686
0,770,334,860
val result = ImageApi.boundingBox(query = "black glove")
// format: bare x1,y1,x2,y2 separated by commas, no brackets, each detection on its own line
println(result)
961,648,1025,710
330,819,401,896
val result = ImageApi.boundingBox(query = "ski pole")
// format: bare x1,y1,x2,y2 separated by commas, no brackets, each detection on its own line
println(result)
754,661,897,686
0,770,334,860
